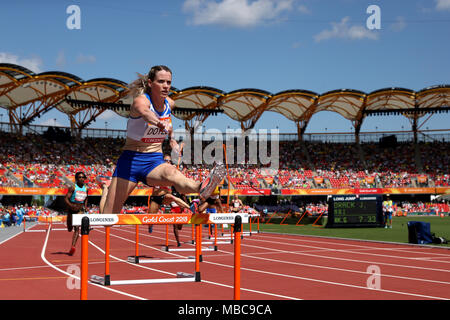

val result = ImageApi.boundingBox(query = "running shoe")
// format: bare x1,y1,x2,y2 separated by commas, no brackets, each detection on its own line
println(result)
199,163,226,200
190,201,198,214
68,246,76,256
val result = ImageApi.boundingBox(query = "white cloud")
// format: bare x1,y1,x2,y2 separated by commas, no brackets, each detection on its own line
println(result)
314,17,379,42
56,50,66,68
297,4,310,15
76,53,96,64
436,0,450,10
183,0,294,27
389,16,406,32
0,52,43,73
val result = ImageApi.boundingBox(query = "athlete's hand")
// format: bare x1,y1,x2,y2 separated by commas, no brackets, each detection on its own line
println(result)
156,120,170,133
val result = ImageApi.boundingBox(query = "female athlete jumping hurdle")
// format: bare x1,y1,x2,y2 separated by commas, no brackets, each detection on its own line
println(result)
101,65,225,215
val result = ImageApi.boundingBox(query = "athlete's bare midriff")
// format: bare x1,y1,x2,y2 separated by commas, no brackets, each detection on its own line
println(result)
123,137,163,153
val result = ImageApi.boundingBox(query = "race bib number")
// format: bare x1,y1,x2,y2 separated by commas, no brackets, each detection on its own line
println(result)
141,117,171,143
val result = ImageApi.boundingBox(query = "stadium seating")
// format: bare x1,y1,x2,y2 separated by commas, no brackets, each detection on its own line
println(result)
0,131,448,190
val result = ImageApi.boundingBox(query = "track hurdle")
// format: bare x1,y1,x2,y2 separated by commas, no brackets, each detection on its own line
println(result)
73,213,247,300
129,221,196,264
264,211,277,224
245,212,260,235
163,223,216,254
24,215,67,233
22,217,47,233
312,211,326,227
295,210,308,226
218,212,260,240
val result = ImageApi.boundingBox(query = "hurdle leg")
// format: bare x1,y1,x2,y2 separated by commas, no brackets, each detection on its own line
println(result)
234,216,242,300
104,226,111,285
195,224,201,281
133,225,139,263
199,225,203,262
230,224,234,244
165,224,169,251
80,217,90,300
214,224,218,251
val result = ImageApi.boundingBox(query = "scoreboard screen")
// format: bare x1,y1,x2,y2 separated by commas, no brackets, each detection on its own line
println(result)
325,195,383,228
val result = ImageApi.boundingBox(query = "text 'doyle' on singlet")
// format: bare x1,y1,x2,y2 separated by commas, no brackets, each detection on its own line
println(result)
124,94,172,153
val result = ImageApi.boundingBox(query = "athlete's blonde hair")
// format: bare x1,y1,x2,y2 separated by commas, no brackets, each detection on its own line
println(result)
127,65,172,98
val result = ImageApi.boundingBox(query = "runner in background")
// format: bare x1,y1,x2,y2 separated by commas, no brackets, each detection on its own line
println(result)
230,194,243,213
196,185,224,214
65,172,89,256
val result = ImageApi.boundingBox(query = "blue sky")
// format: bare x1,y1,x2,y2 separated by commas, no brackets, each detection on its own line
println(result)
1,0,449,134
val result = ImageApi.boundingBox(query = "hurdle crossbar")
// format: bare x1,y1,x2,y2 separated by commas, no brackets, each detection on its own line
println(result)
128,257,195,264
72,213,249,227
163,246,215,252
91,275,197,286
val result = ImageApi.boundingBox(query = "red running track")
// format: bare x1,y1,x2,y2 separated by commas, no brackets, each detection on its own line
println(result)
0,222,449,300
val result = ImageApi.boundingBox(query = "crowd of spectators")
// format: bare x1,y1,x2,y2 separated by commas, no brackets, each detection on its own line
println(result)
0,204,53,227
419,141,450,187
0,131,449,190
394,200,450,216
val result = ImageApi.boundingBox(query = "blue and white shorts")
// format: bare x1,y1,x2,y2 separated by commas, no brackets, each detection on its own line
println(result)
112,150,165,185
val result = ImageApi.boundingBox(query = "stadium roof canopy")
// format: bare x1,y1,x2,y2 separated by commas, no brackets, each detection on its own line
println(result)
0,63,449,137
266,89,319,121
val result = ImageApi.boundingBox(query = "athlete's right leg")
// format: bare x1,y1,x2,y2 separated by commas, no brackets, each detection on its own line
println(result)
146,162,225,200
69,226,79,256
146,163,201,194
101,177,137,214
